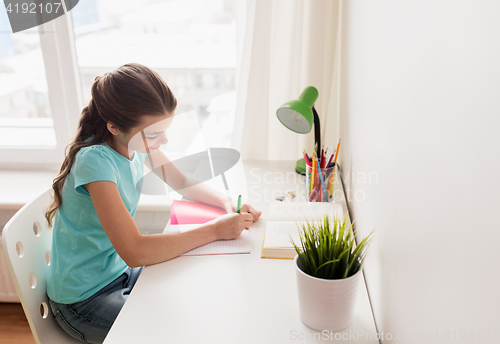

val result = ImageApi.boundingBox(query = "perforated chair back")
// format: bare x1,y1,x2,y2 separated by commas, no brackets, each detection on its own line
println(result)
2,190,82,344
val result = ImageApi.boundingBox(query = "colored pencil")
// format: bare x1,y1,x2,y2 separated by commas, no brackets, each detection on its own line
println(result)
309,184,319,202
303,150,311,166
309,153,312,193
333,139,341,169
313,152,317,195
329,139,341,195
326,149,335,168
319,146,325,168
316,156,329,202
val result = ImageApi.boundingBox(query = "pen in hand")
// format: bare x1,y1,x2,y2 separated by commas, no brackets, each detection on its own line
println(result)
236,195,248,229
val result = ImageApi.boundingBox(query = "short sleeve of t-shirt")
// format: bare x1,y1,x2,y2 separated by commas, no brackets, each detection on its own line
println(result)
73,146,119,192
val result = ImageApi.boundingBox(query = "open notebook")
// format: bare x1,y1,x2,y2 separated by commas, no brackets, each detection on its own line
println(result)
169,200,250,256
261,202,344,259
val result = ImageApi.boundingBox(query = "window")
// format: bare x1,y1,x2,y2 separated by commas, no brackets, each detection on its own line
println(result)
0,10,55,148
71,0,238,155
0,0,82,167
0,0,240,168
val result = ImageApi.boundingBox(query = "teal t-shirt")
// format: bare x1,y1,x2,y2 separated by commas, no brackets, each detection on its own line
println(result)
47,142,148,304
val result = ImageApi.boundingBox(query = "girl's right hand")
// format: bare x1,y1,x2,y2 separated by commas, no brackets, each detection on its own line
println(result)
211,213,254,240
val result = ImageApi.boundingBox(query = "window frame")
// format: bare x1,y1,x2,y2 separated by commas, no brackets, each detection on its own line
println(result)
0,0,245,169
0,12,83,169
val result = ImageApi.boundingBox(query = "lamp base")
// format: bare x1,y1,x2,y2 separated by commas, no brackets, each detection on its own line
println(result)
295,158,306,175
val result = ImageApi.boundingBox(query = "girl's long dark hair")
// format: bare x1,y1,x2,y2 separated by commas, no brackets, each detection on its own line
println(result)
45,63,177,227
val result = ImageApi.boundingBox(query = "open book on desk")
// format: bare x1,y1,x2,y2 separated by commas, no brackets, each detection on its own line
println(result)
261,202,343,259
169,200,250,256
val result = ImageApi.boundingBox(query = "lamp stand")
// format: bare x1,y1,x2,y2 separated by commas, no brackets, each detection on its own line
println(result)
296,106,321,175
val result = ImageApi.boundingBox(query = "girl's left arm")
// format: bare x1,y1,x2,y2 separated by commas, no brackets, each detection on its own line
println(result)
144,149,261,221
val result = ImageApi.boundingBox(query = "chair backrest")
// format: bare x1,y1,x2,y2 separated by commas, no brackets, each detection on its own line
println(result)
2,190,82,344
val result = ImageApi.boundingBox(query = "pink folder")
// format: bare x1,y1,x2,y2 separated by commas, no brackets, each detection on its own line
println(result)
170,200,226,225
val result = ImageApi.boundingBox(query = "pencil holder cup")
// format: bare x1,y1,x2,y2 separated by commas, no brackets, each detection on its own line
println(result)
305,164,335,202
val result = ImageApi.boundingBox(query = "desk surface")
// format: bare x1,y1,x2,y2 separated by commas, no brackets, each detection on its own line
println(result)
104,161,379,344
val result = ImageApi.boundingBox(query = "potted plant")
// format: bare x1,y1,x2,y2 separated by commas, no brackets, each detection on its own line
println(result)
292,214,374,331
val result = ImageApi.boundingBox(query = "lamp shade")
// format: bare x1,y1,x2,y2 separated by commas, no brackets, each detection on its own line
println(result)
276,86,319,134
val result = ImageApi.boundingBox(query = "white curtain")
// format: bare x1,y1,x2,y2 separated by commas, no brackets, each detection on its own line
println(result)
232,0,342,160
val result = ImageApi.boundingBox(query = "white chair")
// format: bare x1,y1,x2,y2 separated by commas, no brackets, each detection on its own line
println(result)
2,190,82,344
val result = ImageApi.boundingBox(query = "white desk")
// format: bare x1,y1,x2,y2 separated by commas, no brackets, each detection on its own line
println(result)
104,161,379,344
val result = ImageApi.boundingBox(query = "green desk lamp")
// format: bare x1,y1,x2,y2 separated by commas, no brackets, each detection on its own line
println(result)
276,86,321,175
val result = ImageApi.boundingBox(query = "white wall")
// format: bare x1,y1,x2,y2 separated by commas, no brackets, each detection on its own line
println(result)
339,1,500,342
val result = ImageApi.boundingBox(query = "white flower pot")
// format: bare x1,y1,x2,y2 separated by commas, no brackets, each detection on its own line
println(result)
295,254,362,331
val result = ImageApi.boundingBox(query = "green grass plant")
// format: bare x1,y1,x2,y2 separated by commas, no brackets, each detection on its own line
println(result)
292,213,374,280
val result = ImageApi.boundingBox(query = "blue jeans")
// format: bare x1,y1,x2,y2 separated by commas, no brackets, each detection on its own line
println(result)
48,267,143,344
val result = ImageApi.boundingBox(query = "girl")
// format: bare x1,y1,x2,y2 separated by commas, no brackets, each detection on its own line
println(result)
45,63,261,344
